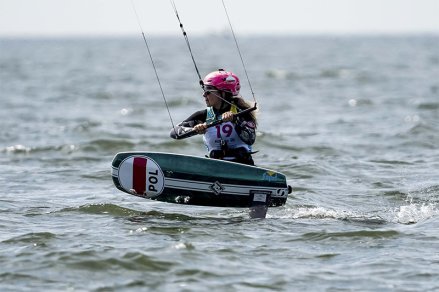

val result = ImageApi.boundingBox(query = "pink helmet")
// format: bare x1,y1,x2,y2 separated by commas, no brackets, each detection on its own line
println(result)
203,69,241,96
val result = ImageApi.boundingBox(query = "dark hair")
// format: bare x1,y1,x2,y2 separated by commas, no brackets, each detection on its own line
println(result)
232,97,258,127
219,91,258,126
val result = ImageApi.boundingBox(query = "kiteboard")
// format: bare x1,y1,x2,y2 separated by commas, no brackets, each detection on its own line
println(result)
111,151,291,208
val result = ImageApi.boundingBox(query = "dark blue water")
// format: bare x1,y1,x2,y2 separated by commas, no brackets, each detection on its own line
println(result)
1,35,439,291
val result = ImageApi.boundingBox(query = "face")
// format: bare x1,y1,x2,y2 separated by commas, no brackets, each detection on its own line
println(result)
203,89,222,109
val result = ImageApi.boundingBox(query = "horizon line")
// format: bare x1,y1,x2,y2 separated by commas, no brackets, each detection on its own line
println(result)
1,31,439,39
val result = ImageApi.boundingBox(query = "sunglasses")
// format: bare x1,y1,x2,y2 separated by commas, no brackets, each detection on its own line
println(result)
203,90,219,97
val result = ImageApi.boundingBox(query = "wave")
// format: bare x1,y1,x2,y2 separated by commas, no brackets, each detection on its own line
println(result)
271,206,386,224
1,139,136,155
72,120,102,132
1,144,85,156
382,190,409,201
80,139,136,153
62,203,145,217
2,232,56,245
417,101,439,110
394,122,439,149
406,123,438,135
60,203,206,222
408,185,439,203
2,144,32,154
381,184,439,224
166,96,200,108
257,132,339,155
265,69,299,80
264,67,384,85
52,204,251,230
67,251,177,272
270,199,434,226
300,229,399,241
265,68,354,80
392,203,439,224
369,159,413,165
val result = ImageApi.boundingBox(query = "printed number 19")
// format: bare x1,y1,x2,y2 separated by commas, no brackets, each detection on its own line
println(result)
216,124,233,138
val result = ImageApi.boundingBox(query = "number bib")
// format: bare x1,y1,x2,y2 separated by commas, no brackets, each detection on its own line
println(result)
203,107,251,156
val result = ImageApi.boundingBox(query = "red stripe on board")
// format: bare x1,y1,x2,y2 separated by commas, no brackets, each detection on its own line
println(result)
133,157,147,194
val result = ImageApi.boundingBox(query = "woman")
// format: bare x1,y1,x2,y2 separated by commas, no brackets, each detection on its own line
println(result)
170,69,257,165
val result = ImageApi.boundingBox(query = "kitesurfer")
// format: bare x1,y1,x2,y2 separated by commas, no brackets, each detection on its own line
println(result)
170,69,257,165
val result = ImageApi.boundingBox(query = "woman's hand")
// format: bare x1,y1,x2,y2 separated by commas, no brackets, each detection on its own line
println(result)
221,111,234,122
193,123,207,134
192,112,233,135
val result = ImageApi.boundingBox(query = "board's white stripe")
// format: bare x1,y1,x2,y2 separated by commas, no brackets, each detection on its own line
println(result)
165,177,286,197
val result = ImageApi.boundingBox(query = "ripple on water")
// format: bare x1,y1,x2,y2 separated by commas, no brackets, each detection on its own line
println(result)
66,251,177,272
61,203,145,217
2,232,56,245
1,140,133,156
301,229,399,241
416,101,439,110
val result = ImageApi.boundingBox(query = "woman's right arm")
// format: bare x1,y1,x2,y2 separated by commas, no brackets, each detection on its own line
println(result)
169,110,207,139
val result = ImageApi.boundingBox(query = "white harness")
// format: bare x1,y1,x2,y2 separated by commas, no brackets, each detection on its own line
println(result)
203,106,251,160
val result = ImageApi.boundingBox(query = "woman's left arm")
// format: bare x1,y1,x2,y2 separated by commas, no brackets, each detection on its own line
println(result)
234,116,256,145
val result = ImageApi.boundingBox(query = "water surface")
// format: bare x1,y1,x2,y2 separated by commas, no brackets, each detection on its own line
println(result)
1,35,439,291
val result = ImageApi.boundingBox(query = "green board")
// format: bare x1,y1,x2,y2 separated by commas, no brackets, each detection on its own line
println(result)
111,151,290,208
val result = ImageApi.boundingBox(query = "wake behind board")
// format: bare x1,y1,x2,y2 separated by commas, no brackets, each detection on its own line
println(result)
111,151,290,208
